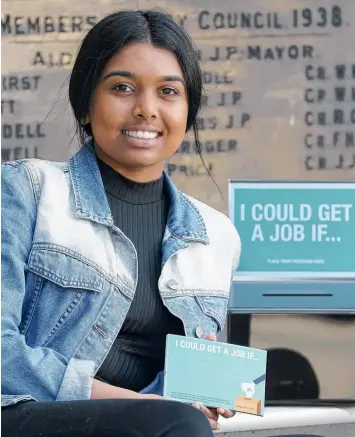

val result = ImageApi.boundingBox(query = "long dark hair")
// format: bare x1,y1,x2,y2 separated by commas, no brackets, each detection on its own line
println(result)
69,9,207,171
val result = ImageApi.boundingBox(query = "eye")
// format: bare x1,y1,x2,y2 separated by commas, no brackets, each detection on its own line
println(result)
160,87,179,96
112,84,134,92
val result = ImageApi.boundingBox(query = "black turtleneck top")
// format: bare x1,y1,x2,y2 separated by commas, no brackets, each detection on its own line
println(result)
95,159,184,392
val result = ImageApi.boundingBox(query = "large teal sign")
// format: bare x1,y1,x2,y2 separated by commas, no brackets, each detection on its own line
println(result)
228,182,355,313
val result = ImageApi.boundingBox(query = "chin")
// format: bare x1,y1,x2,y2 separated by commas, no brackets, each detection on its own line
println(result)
123,151,164,166
135,161,163,170
121,157,163,169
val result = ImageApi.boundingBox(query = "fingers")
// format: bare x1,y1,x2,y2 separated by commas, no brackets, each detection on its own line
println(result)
205,332,217,341
217,407,235,418
208,417,220,431
200,404,218,421
192,403,220,431
192,403,235,430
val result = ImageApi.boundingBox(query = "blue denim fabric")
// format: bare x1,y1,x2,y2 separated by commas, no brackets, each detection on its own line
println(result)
1,141,241,407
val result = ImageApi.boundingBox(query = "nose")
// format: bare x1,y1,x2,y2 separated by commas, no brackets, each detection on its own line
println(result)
132,92,158,120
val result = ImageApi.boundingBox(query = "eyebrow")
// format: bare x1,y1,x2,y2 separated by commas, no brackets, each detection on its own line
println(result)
101,70,185,85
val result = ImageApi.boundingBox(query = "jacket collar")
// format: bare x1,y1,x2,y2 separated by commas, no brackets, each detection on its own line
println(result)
69,141,209,244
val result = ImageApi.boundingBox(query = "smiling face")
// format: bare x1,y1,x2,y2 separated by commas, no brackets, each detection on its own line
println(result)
86,42,189,181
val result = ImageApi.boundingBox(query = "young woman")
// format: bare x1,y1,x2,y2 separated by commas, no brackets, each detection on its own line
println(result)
2,9,241,437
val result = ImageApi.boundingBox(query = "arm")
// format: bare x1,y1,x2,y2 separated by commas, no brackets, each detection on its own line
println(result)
1,162,94,402
91,379,161,400
1,162,159,403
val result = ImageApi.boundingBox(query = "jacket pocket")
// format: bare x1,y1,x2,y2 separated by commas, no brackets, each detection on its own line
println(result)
26,243,106,292
24,244,108,347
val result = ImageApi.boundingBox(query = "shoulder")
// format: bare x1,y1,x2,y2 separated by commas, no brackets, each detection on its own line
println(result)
2,159,68,177
184,194,241,267
2,159,71,212
2,158,68,174
2,158,69,188
2,159,37,190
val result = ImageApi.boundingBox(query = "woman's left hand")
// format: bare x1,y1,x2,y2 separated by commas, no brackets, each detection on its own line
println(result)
192,332,236,430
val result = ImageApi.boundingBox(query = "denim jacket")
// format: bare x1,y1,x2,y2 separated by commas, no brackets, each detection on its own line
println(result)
1,142,241,408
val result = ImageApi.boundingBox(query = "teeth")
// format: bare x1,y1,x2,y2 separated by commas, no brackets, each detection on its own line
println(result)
123,130,159,139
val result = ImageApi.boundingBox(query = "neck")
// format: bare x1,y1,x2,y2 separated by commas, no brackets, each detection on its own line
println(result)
94,145,164,183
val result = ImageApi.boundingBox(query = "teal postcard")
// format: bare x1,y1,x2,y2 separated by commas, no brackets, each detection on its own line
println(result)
164,334,267,416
